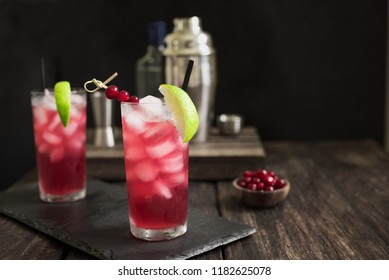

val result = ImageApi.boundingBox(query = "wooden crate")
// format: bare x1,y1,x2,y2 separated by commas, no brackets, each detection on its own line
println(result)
86,127,265,180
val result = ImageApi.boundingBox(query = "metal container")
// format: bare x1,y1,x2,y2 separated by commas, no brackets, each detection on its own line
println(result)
90,90,115,147
164,16,217,143
217,114,244,136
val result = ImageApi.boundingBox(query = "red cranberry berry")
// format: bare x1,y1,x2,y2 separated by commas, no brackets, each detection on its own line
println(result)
274,178,287,189
244,170,256,177
243,176,252,183
247,183,258,191
105,85,119,99
128,95,139,103
268,170,276,177
264,175,276,186
237,180,247,188
117,90,130,102
238,168,288,192
256,171,275,186
257,169,268,181
252,177,261,184
257,169,268,177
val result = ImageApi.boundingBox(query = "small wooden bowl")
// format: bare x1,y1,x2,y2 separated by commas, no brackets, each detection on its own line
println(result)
232,178,291,208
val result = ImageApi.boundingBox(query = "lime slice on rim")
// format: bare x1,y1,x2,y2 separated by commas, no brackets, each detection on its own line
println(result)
159,84,199,143
54,81,71,127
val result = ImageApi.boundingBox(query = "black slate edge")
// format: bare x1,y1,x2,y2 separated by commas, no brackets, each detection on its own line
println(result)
169,229,257,260
0,179,257,260
0,203,108,259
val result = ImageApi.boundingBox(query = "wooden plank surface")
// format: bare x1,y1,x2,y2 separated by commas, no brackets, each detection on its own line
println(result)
86,127,265,180
0,172,68,260
1,140,388,259
0,213,66,260
218,140,389,259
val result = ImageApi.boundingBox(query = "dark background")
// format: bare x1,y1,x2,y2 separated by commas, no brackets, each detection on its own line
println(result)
0,0,386,189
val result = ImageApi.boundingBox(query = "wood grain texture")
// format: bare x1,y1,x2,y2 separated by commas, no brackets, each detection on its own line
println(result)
0,213,65,260
1,140,388,259
218,140,389,259
0,171,71,259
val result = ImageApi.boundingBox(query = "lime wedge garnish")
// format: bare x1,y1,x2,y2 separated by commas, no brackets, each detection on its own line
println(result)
159,84,199,143
54,81,71,127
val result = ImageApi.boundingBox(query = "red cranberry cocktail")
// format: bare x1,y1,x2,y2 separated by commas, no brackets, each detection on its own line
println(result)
31,89,87,202
83,72,198,241
121,99,189,241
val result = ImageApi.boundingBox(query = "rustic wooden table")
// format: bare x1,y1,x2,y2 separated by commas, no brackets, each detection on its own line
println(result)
1,140,388,259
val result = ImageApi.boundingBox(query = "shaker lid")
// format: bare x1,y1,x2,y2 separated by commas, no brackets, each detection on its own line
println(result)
173,16,201,33
164,16,214,56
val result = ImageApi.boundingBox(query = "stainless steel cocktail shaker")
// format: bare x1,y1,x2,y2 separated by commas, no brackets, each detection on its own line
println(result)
164,16,217,143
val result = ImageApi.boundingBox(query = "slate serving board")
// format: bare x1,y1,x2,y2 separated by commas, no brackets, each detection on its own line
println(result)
0,179,256,260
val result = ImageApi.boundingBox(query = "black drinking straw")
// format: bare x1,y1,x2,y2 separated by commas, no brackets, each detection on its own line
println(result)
181,59,194,91
40,57,46,91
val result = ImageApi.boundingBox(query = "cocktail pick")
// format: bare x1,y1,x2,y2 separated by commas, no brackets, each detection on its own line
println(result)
84,72,118,93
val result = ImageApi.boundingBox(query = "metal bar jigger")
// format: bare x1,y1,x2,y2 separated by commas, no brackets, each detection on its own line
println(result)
90,90,115,147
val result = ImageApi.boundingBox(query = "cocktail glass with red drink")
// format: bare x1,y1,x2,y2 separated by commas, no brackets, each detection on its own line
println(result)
31,88,87,203
83,71,197,241
121,97,189,241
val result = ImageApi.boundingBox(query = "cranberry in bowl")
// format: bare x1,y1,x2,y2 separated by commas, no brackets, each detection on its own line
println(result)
232,169,291,208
